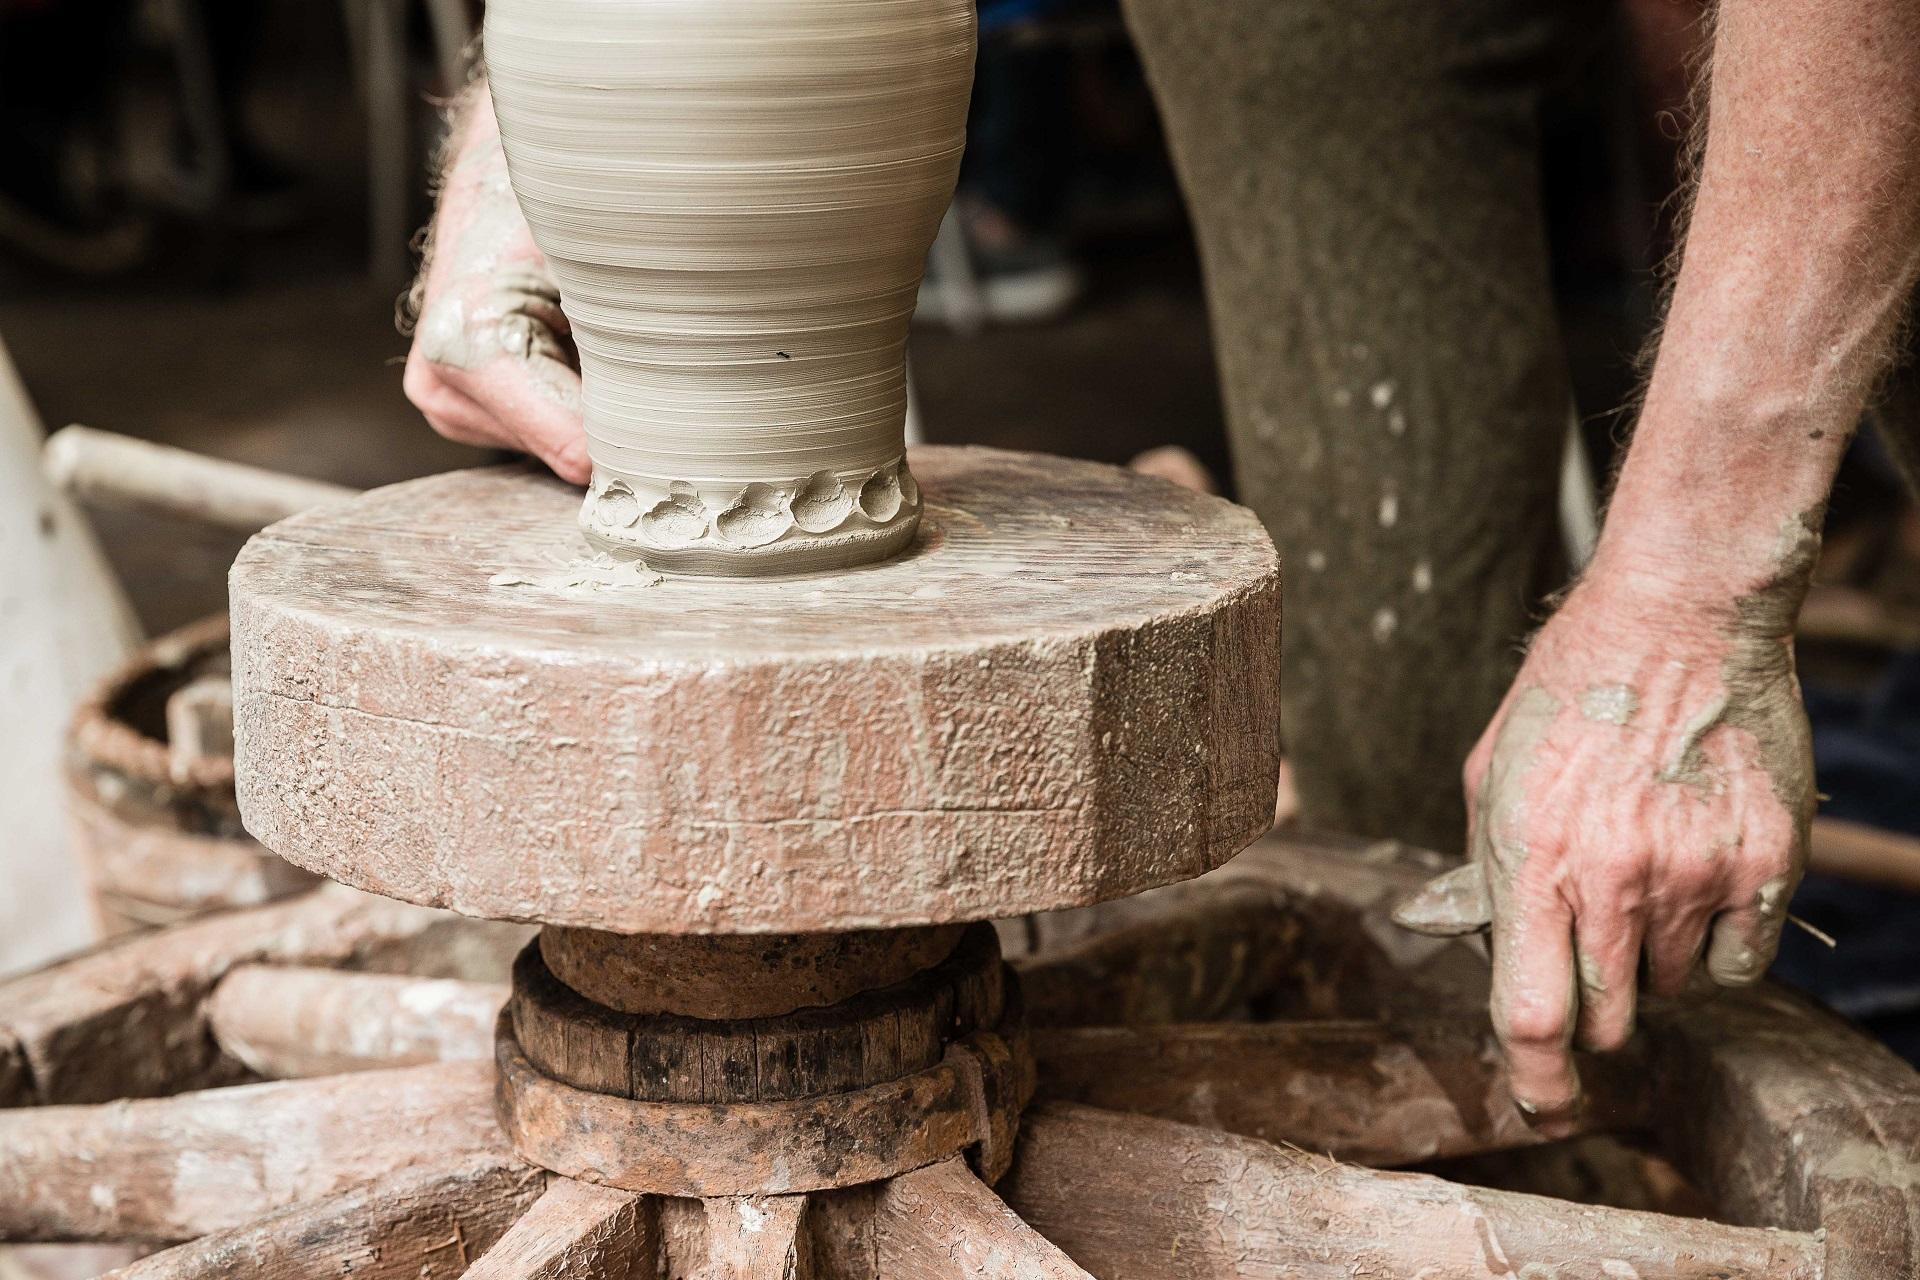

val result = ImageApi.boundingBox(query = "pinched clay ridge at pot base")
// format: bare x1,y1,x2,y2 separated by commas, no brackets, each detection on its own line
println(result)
581,456,922,576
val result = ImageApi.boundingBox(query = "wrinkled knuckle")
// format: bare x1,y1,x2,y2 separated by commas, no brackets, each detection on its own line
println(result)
1664,858,1720,903
1591,858,1651,907
415,295,486,372
401,355,443,412
1498,998,1570,1050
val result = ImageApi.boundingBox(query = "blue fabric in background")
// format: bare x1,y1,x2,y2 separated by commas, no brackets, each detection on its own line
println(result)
976,0,1070,33
1777,650,1920,1063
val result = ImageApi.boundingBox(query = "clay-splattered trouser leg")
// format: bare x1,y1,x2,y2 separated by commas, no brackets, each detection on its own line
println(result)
1121,0,1587,850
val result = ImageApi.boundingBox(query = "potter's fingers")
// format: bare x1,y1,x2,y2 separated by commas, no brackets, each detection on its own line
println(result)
1641,903,1712,998
1571,908,1642,1053
404,361,512,451
515,390,590,484
1392,863,1493,937
1490,893,1582,1132
472,361,590,484
506,286,572,341
1704,875,1794,987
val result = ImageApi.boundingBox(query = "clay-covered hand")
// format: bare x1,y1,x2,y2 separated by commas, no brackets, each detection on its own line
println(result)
1395,548,1814,1134
403,92,588,484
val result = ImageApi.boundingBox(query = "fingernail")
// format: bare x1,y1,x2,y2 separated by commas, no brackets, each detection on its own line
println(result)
1513,1091,1582,1139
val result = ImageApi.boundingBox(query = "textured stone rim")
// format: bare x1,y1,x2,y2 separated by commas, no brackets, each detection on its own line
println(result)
231,447,1283,933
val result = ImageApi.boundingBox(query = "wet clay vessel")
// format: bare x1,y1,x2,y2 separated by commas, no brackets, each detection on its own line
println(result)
486,0,975,575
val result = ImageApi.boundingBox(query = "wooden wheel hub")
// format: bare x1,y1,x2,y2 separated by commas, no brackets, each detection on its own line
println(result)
496,924,1034,1196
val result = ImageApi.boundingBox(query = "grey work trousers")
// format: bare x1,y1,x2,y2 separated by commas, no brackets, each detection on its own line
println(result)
1121,0,1585,851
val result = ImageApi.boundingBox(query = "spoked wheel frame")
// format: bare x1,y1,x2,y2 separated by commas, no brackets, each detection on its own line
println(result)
3,832,1913,1279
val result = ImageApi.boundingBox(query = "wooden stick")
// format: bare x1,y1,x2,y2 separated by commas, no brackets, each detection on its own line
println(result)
1001,1104,1825,1280
43,425,359,533
208,966,503,1079
1809,815,1920,894
1032,1019,1650,1167
0,1062,503,1243
0,883,526,1107
868,1159,1093,1279
464,1177,653,1280
101,1154,543,1280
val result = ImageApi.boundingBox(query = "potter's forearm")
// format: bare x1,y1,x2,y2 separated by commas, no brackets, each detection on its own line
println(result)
1598,0,1920,605
421,81,512,303
405,71,587,480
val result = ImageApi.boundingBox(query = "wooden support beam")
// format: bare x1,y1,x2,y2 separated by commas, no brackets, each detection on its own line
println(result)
1014,880,1295,1026
1032,1019,1650,1166
464,1177,653,1280
0,884,526,1106
0,1062,502,1243
208,966,503,1078
1001,1104,1825,1279
868,1159,1093,1279
1646,985,1920,1279
100,1154,542,1280
701,1195,813,1279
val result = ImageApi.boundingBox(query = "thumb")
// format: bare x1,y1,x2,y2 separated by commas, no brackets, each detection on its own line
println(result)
1393,862,1493,937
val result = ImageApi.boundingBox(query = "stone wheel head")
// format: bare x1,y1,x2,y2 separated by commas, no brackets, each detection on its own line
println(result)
228,447,1283,933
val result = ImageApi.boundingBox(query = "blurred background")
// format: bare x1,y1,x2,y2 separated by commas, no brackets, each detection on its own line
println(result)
3,0,1918,1058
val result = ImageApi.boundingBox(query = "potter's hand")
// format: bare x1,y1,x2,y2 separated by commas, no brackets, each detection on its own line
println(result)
1396,554,1814,1133
403,86,589,484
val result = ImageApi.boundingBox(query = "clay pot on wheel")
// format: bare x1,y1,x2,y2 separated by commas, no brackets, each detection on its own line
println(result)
485,0,976,576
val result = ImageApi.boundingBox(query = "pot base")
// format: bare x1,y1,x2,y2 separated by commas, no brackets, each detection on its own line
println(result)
578,457,923,578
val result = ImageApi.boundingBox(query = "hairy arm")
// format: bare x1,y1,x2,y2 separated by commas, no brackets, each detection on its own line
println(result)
403,82,589,483
1401,0,1920,1128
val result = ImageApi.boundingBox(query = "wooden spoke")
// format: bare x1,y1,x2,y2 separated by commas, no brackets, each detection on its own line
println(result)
1015,880,1296,1026
464,1177,654,1280
0,1062,501,1243
1000,1104,1825,1279
100,1153,542,1280
208,966,503,1078
863,1159,1092,1279
1032,1019,1650,1166
0,883,523,1107
699,1194,813,1279
1012,831,1470,1028
1645,985,1920,1276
